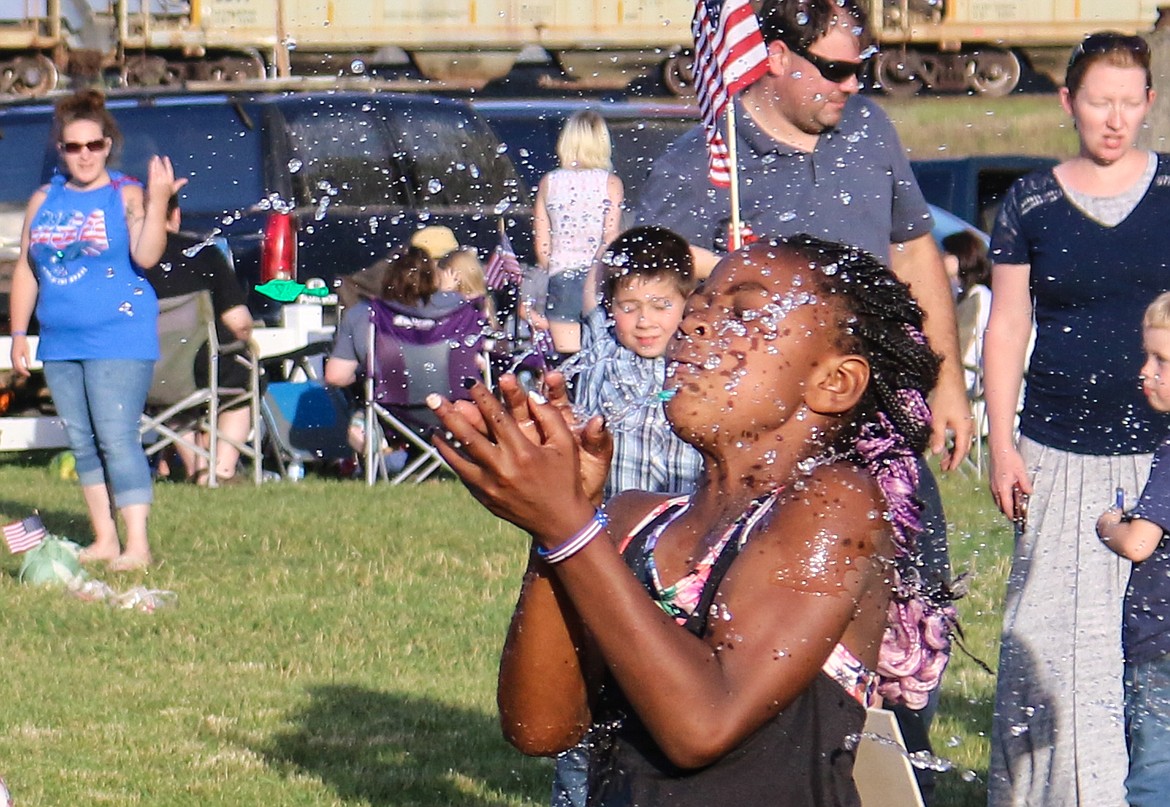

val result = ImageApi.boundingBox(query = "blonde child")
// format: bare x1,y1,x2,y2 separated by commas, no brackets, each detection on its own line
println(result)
533,110,624,354
1097,290,1170,807
439,246,499,330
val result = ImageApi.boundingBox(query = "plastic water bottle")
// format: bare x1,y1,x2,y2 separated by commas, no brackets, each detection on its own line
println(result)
286,460,304,482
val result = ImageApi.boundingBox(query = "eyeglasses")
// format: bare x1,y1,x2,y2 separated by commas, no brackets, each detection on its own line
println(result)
1068,32,1150,71
58,139,108,155
792,47,867,83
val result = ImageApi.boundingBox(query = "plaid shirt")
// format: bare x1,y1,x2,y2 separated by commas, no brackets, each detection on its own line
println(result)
573,308,703,499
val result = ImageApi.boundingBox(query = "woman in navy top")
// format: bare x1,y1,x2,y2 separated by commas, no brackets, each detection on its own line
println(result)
8,89,185,572
984,34,1170,807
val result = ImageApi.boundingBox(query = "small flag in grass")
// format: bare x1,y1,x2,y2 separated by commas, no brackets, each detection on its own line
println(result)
3,513,46,554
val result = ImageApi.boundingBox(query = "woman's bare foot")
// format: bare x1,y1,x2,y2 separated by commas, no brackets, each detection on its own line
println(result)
79,542,121,565
109,552,152,572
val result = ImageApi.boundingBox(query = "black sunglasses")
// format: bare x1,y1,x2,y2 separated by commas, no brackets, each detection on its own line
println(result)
1068,32,1150,70
792,47,867,83
59,139,108,155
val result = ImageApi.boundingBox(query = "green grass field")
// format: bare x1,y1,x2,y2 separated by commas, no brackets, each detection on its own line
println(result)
0,92,1058,806
879,94,1078,160
0,454,1010,806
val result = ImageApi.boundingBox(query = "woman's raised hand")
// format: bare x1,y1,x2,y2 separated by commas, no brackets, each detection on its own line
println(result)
428,379,601,542
145,155,188,206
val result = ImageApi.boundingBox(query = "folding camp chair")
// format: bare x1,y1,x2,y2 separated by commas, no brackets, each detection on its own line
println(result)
363,297,487,485
260,378,354,480
956,289,989,478
140,290,263,486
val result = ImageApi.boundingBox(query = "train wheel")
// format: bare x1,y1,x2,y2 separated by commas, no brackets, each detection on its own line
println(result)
123,55,182,87
875,50,924,97
662,52,694,97
9,55,58,97
967,50,1021,97
203,53,265,83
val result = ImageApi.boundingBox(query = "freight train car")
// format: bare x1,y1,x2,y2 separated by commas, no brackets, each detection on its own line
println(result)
0,0,1161,97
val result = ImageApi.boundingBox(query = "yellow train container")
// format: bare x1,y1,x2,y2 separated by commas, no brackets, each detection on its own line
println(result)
0,0,1163,96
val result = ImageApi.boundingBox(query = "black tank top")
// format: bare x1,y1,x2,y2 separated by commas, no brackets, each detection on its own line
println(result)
587,499,866,807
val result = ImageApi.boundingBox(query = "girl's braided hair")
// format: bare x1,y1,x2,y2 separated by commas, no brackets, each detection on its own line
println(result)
784,234,956,710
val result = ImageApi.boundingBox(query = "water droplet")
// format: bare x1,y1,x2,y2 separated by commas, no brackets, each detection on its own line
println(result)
118,302,133,315
288,158,303,174
427,178,443,194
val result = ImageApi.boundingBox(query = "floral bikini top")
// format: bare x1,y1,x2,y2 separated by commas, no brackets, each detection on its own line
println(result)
619,493,880,708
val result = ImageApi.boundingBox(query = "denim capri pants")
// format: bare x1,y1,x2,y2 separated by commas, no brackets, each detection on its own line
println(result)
42,358,155,508
545,267,588,324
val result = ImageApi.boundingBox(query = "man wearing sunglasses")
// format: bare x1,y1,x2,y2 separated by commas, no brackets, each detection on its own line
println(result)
636,2,967,803
637,0,968,468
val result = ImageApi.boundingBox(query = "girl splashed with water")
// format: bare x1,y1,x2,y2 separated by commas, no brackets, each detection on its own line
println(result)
427,235,955,806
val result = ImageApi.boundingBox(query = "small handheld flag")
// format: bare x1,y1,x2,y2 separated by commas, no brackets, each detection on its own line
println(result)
484,228,523,291
3,513,47,554
691,0,769,186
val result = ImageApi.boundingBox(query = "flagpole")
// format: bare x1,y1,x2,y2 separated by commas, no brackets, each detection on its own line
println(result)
726,105,742,251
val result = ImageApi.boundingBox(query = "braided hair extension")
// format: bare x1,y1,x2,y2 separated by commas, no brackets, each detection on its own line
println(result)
781,234,957,709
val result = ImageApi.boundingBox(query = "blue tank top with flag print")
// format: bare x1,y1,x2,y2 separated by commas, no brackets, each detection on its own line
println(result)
29,171,159,361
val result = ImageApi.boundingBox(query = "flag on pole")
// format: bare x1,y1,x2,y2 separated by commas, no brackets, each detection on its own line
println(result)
691,0,769,186
3,513,46,554
484,228,522,291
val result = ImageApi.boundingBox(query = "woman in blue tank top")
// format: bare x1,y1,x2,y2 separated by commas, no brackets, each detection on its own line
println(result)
7,89,186,572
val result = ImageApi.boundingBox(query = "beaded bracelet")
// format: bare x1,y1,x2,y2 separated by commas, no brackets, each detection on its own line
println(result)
537,510,609,565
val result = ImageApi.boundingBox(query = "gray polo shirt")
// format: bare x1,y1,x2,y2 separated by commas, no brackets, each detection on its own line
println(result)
634,94,932,261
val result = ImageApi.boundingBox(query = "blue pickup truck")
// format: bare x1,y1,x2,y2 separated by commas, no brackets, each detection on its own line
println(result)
0,88,532,328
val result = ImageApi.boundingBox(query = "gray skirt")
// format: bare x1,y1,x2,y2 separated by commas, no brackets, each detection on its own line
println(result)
988,437,1147,807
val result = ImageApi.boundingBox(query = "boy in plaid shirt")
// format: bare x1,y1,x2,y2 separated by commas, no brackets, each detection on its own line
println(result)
552,226,701,806
572,225,702,500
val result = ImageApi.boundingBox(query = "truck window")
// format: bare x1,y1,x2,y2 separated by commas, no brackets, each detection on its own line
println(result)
114,105,265,215
389,104,527,212
282,100,411,209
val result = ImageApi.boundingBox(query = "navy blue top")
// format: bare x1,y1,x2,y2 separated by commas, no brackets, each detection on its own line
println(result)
991,159,1170,455
1126,436,1170,664
634,95,932,261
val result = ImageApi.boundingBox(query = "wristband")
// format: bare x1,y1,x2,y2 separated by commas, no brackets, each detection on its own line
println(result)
10,331,26,337
537,510,609,564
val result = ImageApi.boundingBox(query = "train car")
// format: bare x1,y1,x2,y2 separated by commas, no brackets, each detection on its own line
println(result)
871,0,1163,95
0,0,1161,97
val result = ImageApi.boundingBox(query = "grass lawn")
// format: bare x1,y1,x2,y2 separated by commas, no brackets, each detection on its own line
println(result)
0,454,1011,806
877,94,1078,160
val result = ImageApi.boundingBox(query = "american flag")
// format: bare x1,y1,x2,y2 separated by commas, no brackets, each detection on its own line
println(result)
484,229,522,291
3,514,46,554
691,0,769,186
